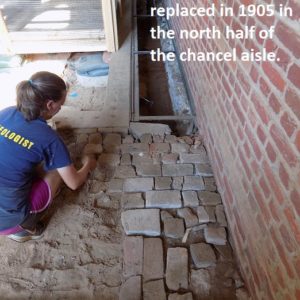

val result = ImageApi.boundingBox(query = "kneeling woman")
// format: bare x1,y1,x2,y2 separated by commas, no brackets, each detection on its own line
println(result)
0,71,96,242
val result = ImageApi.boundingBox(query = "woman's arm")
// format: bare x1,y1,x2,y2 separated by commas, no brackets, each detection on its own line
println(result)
57,155,97,190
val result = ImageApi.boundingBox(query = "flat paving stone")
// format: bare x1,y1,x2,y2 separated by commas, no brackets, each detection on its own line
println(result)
197,206,210,223
123,178,154,192
204,227,227,245
190,269,211,298
216,205,228,227
107,179,123,193
121,193,144,210
114,165,136,179
121,209,161,236
146,190,182,208
198,191,222,206
179,153,210,164
168,293,193,300
161,153,179,164
195,164,214,176
83,143,103,155
190,243,217,268
172,177,183,190
162,164,194,176
166,248,189,291
182,191,199,207
206,206,216,222
182,176,205,191
177,208,198,227
150,143,171,153
122,135,134,144
88,132,102,144
132,153,153,165
136,164,162,177
120,276,142,300
164,135,177,143
164,218,185,239
121,143,149,154
123,236,143,277
155,177,172,190
143,279,166,300
171,143,190,153
140,133,152,144
143,238,164,281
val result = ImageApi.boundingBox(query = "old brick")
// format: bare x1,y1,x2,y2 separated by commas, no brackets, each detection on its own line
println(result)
168,293,193,300
140,133,153,144
121,143,149,154
114,165,136,179
132,153,153,165
120,153,132,165
162,153,179,164
172,177,184,190
150,143,171,153
195,164,214,176
197,206,210,224
171,143,190,153
98,153,120,167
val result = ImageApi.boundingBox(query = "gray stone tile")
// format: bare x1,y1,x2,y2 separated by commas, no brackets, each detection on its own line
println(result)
190,243,217,268
132,153,153,165
150,143,171,153
98,153,120,167
204,227,227,245
197,191,222,206
143,279,166,300
168,293,193,300
180,153,210,164
177,208,198,227
216,205,228,227
194,164,214,176
123,236,143,277
171,143,190,153
146,190,182,208
120,153,132,165
136,164,162,177
162,164,194,176
190,269,211,298
172,177,183,190
197,206,210,224
123,178,154,192
182,176,205,191
140,133,153,144
163,218,185,239
121,193,144,210
143,238,164,281
121,209,161,236
155,177,172,190
166,248,189,291
114,165,136,179
182,191,199,207
120,276,142,300
161,153,179,164
121,143,149,154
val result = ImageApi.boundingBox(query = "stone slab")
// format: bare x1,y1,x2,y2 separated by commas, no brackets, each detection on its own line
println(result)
121,193,144,210
120,276,142,300
155,177,172,190
182,191,199,207
162,164,194,176
114,165,136,178
143,279,166,300
180,153,210,164
171,143,190,153
123,236,143,277
161,153,179,164
197,206,210,224
136,164,162,177
150,143,171,153
194,164,214,176
146,191,182,208
121,143,149,154
123,178,154,192
130,123,171,139
166,248,189,291
182,176,205,191
143,238,164,281
164,218,185,239
198,191,222,206
190,243,217,268
177,208,198,228
121,209,161,236
168,293,193,300
204,227,227,245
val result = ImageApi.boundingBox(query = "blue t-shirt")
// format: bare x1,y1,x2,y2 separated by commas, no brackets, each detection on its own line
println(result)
0,106,72,230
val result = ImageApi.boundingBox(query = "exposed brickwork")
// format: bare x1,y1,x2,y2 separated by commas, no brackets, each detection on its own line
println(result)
167,1,300,299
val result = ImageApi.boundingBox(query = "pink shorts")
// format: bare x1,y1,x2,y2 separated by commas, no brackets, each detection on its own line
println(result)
0,179,52,235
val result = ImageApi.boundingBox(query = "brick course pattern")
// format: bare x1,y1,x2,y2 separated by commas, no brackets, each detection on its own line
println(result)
167,1,300,299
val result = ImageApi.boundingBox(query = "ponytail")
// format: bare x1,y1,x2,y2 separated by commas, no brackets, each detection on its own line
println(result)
16,71,66,121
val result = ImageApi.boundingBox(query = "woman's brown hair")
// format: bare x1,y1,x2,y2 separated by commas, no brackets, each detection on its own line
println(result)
16,71,67,121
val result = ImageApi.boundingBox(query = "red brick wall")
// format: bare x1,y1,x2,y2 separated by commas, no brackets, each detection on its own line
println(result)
166,1,300,299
